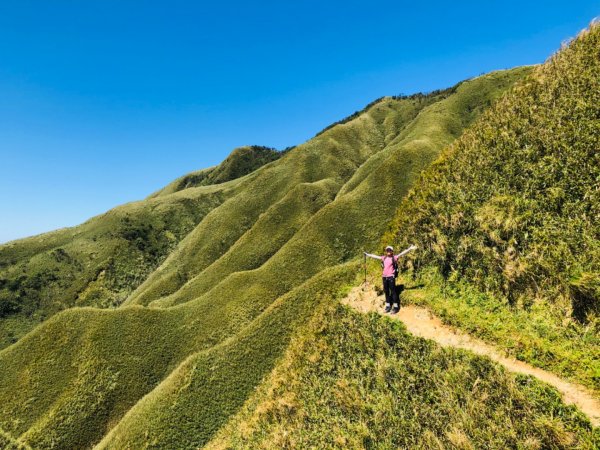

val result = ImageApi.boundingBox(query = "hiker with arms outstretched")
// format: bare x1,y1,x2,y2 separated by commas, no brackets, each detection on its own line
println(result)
364,245,417,314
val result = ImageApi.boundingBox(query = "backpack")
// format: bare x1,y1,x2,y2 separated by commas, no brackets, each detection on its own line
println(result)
382,255,399,278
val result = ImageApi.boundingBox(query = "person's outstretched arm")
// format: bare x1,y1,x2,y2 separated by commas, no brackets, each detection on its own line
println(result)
395,244,418,258
364,252,382,260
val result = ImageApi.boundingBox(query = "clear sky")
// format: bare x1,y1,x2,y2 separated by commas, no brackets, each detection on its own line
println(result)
0,1,598,243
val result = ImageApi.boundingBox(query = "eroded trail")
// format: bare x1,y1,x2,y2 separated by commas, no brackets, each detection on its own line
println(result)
342,285,600,427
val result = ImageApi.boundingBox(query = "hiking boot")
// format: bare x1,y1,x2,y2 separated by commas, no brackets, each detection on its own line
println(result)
391,304,399,314
384,304,391,313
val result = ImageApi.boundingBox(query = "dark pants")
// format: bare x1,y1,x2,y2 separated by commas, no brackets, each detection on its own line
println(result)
382,276,399,308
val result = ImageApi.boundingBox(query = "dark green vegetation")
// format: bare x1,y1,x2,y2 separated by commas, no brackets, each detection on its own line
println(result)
384,24,600,391
208,303,598,449
0,64,531,448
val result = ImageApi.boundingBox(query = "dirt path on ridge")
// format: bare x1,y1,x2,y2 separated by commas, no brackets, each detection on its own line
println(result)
342,285,600,427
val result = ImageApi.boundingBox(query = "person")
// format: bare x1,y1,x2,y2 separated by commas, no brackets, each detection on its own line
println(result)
364,245,417,314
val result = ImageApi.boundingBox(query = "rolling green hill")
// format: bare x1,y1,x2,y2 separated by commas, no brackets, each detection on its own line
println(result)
0,65,532,449
149,145,286,198
0,144,289,350
0,144,278,350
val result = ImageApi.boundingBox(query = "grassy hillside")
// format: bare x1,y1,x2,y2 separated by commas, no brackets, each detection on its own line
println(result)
94,263,357,449
0,144,289,350
0,68,529,449
384,23,600,390
0,427,30,450
208,302,598,449
122,89,444,307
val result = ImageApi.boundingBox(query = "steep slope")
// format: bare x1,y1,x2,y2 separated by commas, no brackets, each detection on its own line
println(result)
0,69,528,449
385,23,600,391
207,302,598,449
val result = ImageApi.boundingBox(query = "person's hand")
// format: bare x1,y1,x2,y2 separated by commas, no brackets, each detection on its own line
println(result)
410,244,418,251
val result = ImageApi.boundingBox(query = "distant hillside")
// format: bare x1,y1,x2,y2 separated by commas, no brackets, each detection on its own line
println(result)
0,145,283,350
0,66,528,449
0,175,239,349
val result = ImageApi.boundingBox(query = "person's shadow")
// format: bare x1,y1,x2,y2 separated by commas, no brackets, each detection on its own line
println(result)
403,283,425,290
395,283,405,298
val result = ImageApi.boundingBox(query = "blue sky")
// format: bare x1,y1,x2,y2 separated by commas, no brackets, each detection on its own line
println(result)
0,1,598,243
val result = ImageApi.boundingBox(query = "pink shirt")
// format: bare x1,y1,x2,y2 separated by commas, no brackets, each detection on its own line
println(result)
379,255,399,277
366,247,414,277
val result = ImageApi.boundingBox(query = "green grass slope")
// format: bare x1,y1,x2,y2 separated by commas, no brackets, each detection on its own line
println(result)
0,69,527,449
122,90,444,307
149,178,341,307
385,23,600,391
94,263,357,449
207,302,598,449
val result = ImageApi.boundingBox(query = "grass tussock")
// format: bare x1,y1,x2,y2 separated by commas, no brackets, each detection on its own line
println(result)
0,427,30,450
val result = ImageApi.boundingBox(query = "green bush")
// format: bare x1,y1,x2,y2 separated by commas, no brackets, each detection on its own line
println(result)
570,272,600,323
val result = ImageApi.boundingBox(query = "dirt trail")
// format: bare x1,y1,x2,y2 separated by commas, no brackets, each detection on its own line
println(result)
342,285,600,427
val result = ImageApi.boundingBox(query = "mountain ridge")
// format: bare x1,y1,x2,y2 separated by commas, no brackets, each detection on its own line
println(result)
0,66,533,448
